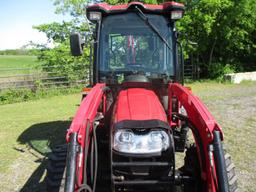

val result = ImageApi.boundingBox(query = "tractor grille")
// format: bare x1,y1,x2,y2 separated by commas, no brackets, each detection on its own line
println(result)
111,150,175,191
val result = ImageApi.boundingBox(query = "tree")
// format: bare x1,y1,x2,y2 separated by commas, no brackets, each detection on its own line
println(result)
34,0,256,80
34,21,90,81
177,0,256,77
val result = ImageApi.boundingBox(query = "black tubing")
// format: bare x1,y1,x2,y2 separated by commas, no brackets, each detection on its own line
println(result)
81,121,99,192
77,184,93,192
213,131,229,192
83,122,91,185
90,138,94,183
65,133,78,192
92,122,98,192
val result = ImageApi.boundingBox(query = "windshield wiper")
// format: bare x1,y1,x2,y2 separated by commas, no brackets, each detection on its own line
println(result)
135,6,172,51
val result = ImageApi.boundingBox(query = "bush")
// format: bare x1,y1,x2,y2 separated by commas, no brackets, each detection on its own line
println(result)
36,43,90,82
208,63,236,81
0,86,83,105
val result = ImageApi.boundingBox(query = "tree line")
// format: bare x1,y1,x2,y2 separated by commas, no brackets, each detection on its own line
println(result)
0,49,35,56
34,0,256,80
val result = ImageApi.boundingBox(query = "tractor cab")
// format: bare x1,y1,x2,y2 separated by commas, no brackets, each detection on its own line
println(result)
71,1,185,86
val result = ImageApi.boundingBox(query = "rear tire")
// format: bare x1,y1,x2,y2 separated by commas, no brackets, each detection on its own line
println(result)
46,145,67,192
182,144,238,192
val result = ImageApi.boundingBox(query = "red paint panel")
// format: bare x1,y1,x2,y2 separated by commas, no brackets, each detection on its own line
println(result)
115,88,167,122
87,1,184,14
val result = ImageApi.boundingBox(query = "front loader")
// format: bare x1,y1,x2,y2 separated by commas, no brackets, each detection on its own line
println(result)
46,1,238,192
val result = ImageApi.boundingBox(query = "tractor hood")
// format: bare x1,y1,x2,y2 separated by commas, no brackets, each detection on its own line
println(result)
114,88,167,123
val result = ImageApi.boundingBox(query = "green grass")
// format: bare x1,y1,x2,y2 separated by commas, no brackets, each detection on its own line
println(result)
0,55,40,76
0,93,82,191
0,94,80,173
0,82,255,191
0,55,38,68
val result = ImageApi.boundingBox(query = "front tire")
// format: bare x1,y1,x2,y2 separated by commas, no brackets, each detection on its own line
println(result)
225,153,239,192
182,144,203,192
46,145,67,192
182,144,238,192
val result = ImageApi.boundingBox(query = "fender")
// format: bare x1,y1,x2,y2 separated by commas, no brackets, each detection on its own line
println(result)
168,83,223,192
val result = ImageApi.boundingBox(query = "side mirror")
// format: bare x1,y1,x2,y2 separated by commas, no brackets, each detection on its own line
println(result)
70,32,84,56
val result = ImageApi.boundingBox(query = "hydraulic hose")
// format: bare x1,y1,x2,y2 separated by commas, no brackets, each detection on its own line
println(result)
79,121,99,192
77,122,93,192
83,122,91,185
90,138,94,183
92,122,99,192
77,184,93,192
65,133,78,192
213,131,229,192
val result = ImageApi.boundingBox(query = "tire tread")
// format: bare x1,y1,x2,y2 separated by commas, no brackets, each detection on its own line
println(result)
46,144,67,192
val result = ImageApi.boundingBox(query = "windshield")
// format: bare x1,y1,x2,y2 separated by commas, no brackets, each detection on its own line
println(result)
99,12,173,82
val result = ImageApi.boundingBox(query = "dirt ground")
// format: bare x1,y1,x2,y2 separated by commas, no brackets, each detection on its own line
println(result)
190,81,256,191
0,81,255,191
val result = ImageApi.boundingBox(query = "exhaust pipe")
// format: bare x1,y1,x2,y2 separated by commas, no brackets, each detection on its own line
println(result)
213,131,229,192
65,133,78,192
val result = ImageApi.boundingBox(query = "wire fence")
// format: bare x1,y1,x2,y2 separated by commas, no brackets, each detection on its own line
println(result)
0,66,88,91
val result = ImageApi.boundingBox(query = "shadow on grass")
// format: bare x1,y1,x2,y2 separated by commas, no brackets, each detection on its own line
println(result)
17,121,71,192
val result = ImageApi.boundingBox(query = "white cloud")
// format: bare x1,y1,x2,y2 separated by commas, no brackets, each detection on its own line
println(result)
0,25,49,50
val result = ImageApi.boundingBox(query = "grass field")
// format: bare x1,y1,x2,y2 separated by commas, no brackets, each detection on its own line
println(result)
0,82,255,191
0,94,80,191
0,55,40,76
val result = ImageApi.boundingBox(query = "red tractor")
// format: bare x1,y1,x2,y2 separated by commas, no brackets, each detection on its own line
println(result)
46,1,238,192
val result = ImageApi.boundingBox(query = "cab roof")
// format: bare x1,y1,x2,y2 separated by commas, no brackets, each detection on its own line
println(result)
86,1,185,16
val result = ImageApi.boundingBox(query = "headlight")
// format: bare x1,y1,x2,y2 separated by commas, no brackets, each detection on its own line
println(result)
88,11,102,21
113,130,170,154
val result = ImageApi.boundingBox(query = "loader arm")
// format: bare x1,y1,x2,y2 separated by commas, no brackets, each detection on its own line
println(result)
66,83,106,191
168,83,228,192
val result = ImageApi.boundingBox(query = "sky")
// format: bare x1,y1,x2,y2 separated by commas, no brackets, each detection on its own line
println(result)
0,0,72,50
